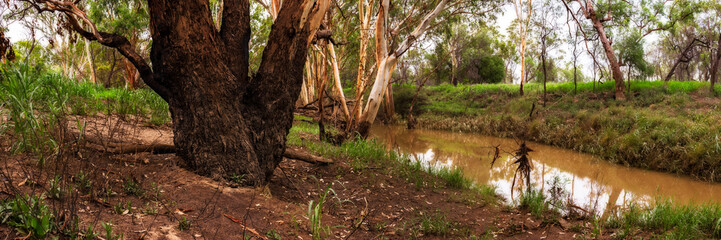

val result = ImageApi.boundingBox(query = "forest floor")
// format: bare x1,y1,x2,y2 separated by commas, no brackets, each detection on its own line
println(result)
0,113,607,240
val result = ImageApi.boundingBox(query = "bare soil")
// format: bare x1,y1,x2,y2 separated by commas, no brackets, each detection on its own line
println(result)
0,114,602,239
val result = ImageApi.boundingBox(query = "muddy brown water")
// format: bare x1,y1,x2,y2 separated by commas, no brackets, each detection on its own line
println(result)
369,124,721,213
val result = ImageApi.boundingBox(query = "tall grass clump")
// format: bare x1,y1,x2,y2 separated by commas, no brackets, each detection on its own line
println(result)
432,166,472,189
519,188,549,218
606,199,721,239
0,64,67,162
307,185,335,240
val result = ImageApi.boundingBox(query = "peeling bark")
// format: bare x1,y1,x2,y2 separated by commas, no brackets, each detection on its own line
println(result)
357,0,450,136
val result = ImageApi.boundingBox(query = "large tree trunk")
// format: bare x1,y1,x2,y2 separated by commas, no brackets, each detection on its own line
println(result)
140,0,330,185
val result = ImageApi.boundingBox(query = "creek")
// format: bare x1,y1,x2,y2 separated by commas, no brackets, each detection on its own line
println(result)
369,124,721,213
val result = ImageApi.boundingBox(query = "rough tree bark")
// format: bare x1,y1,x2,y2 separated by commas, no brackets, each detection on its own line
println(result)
27,0,331,185
0,31,14,62
155,0,330,185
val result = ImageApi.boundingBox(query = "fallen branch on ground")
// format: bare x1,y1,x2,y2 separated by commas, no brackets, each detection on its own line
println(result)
83,137,332,164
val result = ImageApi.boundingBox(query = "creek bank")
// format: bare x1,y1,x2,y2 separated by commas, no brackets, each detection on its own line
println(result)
392,81,721,182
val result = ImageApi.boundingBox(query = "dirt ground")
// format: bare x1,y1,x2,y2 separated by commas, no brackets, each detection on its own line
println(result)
0,114,604,239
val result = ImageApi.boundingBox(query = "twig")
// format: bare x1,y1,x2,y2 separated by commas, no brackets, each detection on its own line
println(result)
224,213,268,240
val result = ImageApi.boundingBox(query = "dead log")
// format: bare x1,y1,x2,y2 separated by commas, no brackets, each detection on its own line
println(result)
283,147,334,164
82,136,332,164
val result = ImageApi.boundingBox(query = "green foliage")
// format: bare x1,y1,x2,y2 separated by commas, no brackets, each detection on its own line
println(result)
617,32,653,78
47,176,66,200
74,171,93,193
266,229,282,240
0,62,170,145
391,84,428,117
0,195,55,239
178,216,191,231
474,55,505,84
88,0,148,35
122,177,143,197
433,167,472,189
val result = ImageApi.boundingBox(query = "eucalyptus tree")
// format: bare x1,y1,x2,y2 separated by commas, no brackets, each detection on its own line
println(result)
351,0,503,136
561,0,698,100
532,0,561,103
513,0,533,95
617,31,653,95
12,0,331,185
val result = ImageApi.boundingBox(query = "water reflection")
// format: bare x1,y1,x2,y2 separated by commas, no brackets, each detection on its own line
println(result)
369,124,721,212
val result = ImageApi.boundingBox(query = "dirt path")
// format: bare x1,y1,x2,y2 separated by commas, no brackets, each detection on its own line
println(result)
0,115,598,239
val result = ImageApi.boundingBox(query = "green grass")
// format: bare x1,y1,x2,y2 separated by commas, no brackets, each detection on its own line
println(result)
519,188,550,218
1,63,170,127
418,212,454,236
288,116,498,202
0,62,170,165
307,185,334,240
606,199,721,239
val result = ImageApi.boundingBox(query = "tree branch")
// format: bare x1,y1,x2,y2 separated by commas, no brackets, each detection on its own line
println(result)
21,0,171,101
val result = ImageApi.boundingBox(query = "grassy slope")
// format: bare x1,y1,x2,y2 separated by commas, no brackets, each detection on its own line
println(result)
394,81,721,182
